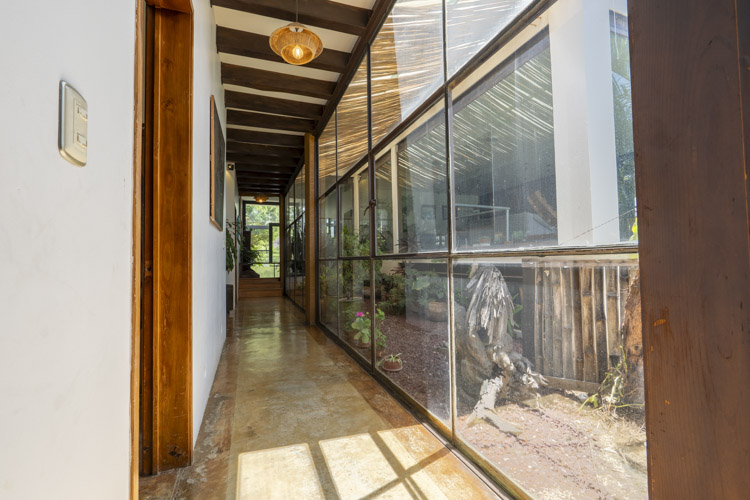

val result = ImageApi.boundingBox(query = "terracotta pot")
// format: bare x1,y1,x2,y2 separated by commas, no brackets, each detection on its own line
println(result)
381,359,403,372
426,301,448,322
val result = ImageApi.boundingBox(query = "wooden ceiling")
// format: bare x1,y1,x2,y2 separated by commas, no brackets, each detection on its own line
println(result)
211,0,393,197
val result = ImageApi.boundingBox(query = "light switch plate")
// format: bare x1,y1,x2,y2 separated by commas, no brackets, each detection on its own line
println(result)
58,81,88,166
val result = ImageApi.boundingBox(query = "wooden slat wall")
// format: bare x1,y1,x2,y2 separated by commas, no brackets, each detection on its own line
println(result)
152,7,193,472
630,0,750,496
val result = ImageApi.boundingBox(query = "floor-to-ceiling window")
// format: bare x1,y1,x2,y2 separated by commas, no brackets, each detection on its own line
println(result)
242,200,280,278
284,171,306,310
301,0,644,497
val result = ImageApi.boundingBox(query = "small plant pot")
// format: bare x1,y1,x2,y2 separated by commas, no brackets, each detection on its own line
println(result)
426,301,448,322
381,359,403,372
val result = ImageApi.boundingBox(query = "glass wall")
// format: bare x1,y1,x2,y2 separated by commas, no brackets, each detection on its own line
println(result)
310,0,643,498
285,170,306,310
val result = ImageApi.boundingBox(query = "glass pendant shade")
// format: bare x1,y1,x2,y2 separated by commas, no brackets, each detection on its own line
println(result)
269,22,323,65
255,194,269,203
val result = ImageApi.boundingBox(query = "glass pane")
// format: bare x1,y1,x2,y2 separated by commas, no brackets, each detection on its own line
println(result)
370,0,444,146
319,261,338,334
396,103,447,253
375,154,395,254
453,257,646,499
339,167,370,257
294,170,305,219
245,204,279,227
285,227,293,295
336,58,368,176
446,0,534,77
295,217,305,308
453,37,556,251
285,187,294,225
374,259,450,423
338,259,372,366
272,225,280,264
610,11,636,242
319,113,337,195
319,192,338,260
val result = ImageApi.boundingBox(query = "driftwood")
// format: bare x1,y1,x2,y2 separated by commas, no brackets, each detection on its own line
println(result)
457,265,547,433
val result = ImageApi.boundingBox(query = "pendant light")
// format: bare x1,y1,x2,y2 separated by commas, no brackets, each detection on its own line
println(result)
255,194,269,204
269,0,323,66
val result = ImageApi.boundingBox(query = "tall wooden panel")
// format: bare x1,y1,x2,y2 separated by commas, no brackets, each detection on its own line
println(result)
630,0,750,496
304,133,316,324
152,6,193,472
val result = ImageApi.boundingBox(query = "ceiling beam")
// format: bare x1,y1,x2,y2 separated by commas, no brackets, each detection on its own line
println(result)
315,0,395,136
234,163,297,174
216,27,349,74
227,141,303,158
211,0,370,37
227,129,304,148
237,184,284,191
225,90,324,120
228,152,299,167
227,109,315,133
222,63,336,100
236,173,292,182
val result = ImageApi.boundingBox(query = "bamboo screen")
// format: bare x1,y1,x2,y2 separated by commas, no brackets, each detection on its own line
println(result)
370,0,444,147
336,60,369,176
318,114,336,195
446,0,534,77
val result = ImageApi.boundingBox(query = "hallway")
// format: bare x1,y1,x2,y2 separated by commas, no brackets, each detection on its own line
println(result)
140,297,503,500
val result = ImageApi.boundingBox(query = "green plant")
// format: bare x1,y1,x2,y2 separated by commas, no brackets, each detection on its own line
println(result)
377,352,402,368
581,346,643,415
350,308,386,348
381,272,406,315
407,270,446,309
226,218,259,273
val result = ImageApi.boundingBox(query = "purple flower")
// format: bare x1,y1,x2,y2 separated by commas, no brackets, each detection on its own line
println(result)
355,312,365,317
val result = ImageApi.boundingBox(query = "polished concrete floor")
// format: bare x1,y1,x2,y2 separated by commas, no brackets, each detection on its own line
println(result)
140,297,503,500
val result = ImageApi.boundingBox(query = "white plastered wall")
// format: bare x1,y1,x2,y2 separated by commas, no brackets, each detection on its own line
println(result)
192,1,228,446
0,0,135,498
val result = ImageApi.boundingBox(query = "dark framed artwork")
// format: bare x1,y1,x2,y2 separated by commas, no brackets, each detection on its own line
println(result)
210,95,225,230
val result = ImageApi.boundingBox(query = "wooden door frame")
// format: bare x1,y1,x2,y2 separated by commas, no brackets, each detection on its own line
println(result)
131,0,194,496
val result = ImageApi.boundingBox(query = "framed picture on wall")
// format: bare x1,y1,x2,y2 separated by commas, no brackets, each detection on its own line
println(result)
210,95,225,231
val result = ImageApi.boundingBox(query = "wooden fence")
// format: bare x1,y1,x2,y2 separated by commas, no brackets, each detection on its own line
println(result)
521,262,638,386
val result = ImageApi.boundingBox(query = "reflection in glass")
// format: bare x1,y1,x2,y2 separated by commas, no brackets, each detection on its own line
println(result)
295,217,305,307
319,193,337,260
453,37,556,250
295,168,305,218
452,258,646,499
337,59,369,176
375,259,450,423
446,0,534,77
284,227,293,296
370,0,444,146
319,261,338,334
610,11,636,242
285,188,294,227
338,259,371,365
375,154,394,254
396,106,447,253
319,113,337,195
339,167,370,257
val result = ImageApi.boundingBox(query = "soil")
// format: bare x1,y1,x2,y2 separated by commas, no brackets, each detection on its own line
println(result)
340,300,647,499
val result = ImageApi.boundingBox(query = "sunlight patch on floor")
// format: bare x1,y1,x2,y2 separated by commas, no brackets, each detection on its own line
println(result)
236,443,325,500
319,428,449,500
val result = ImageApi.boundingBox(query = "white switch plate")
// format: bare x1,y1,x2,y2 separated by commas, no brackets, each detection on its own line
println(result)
58,81,88,166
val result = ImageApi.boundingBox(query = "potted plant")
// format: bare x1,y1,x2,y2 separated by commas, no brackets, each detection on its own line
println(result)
407,270,447,321
350,308,386,351
378,353,403,372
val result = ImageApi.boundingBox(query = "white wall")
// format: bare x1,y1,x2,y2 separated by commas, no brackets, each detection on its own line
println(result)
191,1,227,446
0,0,135,498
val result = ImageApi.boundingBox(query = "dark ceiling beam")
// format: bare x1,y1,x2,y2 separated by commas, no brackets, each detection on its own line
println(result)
222,63,336,100
216,27,349,74
225,90,324,120
237,184,284,191
228,152,299,168
236,174,292,183
234,163,297,174
315,0,395,136
227,109,315,134
227,129,304,148
227,141,303,158
211,0,370,37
